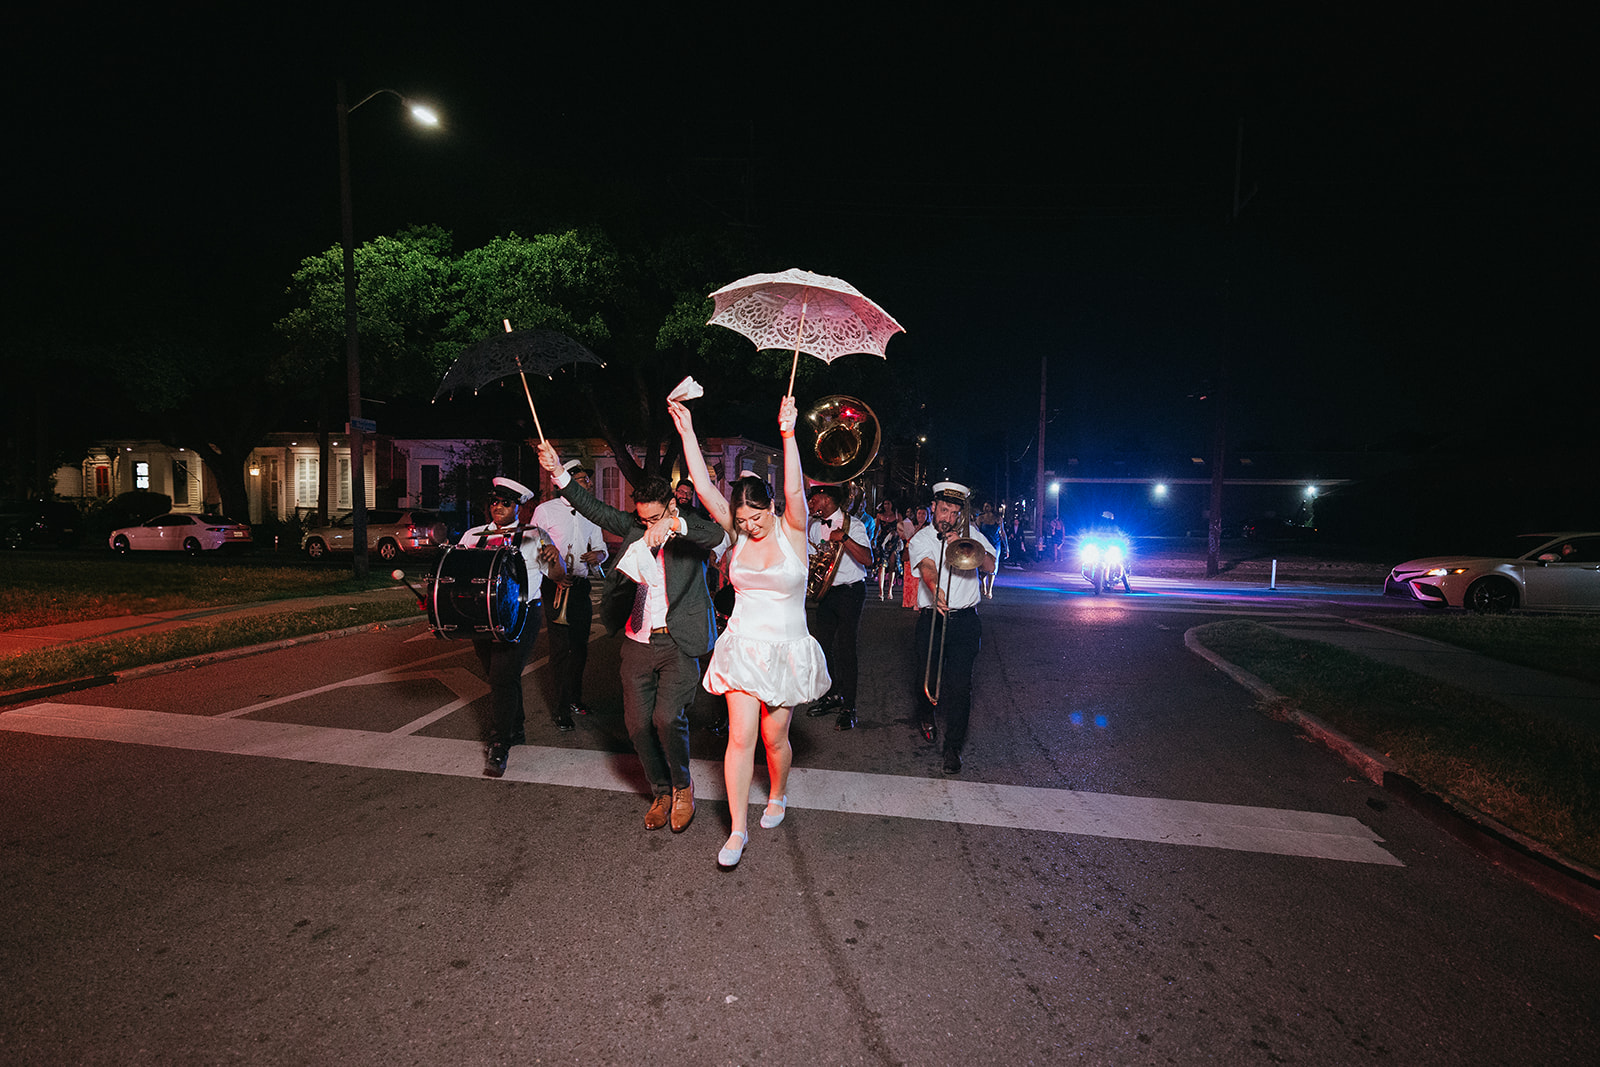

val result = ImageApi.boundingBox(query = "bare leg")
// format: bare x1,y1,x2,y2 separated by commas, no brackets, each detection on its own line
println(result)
760,704,794,818
722,691,763,841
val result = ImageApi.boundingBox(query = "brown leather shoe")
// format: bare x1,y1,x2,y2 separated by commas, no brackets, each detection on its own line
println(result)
669,786,696,833
644,793,672,831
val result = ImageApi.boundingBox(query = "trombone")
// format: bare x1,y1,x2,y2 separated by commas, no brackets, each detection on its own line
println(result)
922,510,988,706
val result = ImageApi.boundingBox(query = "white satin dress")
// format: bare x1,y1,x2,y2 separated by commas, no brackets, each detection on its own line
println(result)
702,527,831,708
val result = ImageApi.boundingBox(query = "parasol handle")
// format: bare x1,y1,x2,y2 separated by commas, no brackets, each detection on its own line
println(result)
785,290,811,397
504,320,546,442
514,354,546,443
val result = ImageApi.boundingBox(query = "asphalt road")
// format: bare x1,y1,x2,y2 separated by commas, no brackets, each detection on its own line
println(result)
2,572,1594,1065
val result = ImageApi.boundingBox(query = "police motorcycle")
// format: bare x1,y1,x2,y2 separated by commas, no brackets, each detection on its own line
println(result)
1078,512,1132,594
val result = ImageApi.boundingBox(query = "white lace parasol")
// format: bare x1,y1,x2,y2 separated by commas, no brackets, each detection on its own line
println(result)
707,268,904,392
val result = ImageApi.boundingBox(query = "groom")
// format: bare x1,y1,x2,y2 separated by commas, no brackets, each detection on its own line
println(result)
537,441,722,834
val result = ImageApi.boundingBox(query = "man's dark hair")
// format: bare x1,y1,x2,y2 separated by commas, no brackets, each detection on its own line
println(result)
635,476,674,506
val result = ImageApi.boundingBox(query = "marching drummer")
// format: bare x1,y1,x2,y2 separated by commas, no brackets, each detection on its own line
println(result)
459,475,564,778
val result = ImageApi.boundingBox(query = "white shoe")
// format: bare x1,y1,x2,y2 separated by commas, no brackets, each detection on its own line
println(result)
717,830,749,867
760,795,788,829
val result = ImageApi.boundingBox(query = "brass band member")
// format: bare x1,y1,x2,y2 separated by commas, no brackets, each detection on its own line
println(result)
459,476,563,778
908,480,997,775
805,484,873,730
531,460,609,730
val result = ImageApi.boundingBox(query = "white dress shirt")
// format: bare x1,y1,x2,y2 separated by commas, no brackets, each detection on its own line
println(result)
532,496,608,579
908,525,995,611
807,508,870,586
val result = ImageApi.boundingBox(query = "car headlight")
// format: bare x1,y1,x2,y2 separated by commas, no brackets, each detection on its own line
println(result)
1424,567,1467,577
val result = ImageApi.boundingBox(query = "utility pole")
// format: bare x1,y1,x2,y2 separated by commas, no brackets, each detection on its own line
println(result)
1207,117,1255,578
1035,355,1047,560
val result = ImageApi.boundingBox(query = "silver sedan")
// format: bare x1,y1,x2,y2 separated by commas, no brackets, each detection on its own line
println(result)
1384,532,1600,612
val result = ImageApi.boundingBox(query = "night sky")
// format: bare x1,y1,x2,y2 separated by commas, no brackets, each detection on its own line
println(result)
6,4,1593,480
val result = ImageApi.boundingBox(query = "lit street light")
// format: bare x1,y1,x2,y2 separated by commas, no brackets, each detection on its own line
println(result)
335,81,439,579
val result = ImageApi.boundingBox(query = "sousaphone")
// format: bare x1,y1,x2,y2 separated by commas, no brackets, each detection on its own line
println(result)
797,395,880,485
800,395,880,602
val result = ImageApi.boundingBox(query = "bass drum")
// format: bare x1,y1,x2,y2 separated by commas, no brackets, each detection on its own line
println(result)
428,546,530,642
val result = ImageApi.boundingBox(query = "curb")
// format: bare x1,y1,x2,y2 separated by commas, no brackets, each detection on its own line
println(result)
1184,626,1600,922
1,614,431,707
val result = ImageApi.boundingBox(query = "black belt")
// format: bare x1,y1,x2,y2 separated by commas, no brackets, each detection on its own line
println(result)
920,606,976,616
829,580,865,589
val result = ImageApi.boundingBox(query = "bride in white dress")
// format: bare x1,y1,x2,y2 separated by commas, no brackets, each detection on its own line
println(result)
667,392,829,867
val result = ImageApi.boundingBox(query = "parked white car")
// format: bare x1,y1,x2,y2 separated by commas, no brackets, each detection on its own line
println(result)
1384,532,1600,612
109,513,253,555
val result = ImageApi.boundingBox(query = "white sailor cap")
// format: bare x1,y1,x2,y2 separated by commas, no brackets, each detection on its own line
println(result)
490,476,535,504
930,480,970,504
562,459,588,475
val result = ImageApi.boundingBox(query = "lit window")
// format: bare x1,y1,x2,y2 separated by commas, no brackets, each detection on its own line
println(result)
135,461,150,489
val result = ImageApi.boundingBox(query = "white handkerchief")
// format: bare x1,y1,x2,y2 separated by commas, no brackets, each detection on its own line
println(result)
668,375,703,402
615,538,653,583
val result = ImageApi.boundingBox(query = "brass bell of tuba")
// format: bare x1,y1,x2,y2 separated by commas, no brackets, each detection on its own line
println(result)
797,395,880,486
800,396,880,603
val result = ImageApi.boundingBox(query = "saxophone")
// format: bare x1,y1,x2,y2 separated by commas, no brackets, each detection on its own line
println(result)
806,512,851,603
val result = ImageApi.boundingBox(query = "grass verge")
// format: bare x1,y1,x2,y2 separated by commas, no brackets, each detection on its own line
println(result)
0,554,400,631
1192,618,1600,871
0,599,424,693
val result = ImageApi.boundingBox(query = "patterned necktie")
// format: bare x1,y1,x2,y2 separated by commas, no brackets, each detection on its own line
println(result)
627,543,659,633
629,579,649,633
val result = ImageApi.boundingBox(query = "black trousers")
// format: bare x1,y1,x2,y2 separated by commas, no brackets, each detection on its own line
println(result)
542,575,593,709
912,607,981,757
811,580,866,707
473,610,540,745
619,632,699,795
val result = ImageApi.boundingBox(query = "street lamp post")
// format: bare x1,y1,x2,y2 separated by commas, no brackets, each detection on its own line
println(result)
335,80,438,579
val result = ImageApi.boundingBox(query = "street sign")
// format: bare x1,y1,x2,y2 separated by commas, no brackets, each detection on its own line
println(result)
348,417,377,434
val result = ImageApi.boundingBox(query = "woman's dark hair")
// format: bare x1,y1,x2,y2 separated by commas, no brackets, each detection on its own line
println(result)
728,475,772,512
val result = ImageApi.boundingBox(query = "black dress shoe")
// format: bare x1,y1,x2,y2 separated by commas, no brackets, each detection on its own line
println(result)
807,694,844,718
569,703,591,717
920,721,937,744
835,708,857,731
484,743,509,777
552,714,575,732
943,751,962,775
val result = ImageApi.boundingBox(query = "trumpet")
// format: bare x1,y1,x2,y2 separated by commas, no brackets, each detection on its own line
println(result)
548,550,575,625
923,510,987,706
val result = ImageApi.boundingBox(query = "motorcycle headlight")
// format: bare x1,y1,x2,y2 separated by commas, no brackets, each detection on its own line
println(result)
1105,545,1124,566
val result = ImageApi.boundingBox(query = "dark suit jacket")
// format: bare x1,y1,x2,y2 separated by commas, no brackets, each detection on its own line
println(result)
558,479,722,659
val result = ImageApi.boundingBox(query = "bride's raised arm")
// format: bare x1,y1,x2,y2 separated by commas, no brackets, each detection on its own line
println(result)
667,397,733,535
779,395,807,538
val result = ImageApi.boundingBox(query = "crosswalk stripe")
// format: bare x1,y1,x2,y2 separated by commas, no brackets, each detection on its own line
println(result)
3,702,1400,866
